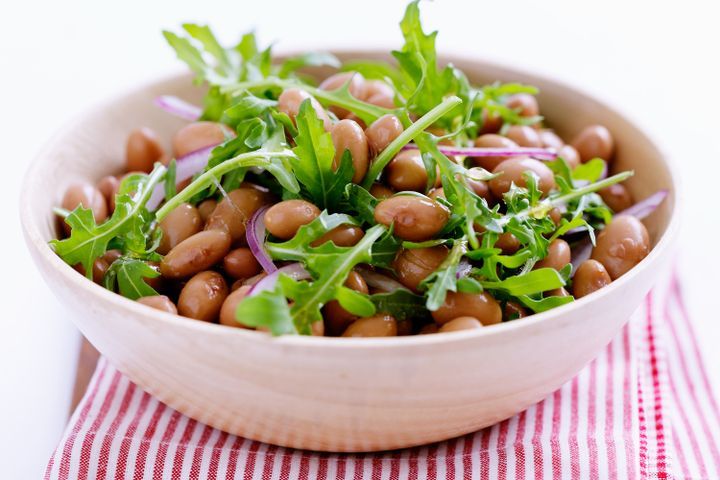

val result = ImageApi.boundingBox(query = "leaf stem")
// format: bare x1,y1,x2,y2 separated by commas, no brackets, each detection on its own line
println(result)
156,149,296,221
505,171,634,225
221,77,392,124
361,95,463,189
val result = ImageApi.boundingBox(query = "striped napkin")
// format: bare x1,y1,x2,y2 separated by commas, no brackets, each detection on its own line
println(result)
45,272,720,480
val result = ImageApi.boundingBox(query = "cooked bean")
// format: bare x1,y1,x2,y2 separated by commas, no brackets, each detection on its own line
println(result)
158,203,202,255
363,80,394,101
393,245,448,292
204,187,273,243
591,215,650,279
178,271,228,322
311,225,364,247
549,287,570,297
438,316,484,332
419,323,439,334
557,145,581,169
506,93,539,117
599,183,633,212
366,93,395,109
102,249,122,264
264,199,320,240
223,247,262,280
549,207,562,226
331,119,369,183
534,239,571,271
319,72,367,118
472,134,520,170
160,229,231,279
197,199,217,223
126,127,166,173
96,176,120,213
539,129,564,150
571,125,614,162
369,183,394,199
431,291,502,326
573,259,612,298
277,88,331,130
374,195,449,241
428,188,445,200
365,114,403,155
219,285,253,328
489,157,556,197
342,314,397,337
495,232,520,254
477,225,520,255
172,121,233,158
61,183,108,235
503,301,528,321
479,110,503,134
385,150,428,192
505,125,542,148
466,171,494,203
74,257,110,284
137,295,178,314
324,270,369,336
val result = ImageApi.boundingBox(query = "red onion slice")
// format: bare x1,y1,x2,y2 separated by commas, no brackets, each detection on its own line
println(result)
246,206,277,274
356,266,407,293
146,145,217,211
154,95,202,121
402,144,557,160
456,259,472,279
248,263,310,296
570,239,593,272
617,189,668,219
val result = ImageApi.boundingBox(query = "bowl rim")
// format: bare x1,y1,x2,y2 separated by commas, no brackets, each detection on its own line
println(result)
20,50,681,350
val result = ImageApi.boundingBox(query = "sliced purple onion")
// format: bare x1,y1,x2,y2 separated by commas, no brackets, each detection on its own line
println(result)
247,263,310,296
456,259,472,279
402,144,557,160
146,145,217,211
246,206,277,274
356,267,407,293
570,239,593,272
154,95,202,121
617,190,668,219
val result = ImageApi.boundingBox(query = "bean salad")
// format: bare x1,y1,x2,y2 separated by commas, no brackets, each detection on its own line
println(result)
50,1,666,337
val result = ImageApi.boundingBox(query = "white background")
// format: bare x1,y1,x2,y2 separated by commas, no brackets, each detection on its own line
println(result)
1,0,719,477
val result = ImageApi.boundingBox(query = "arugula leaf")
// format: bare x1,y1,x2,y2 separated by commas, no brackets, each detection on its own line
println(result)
343,184,378,224
419,239,467,310
241,223,387,334
392,1,469,125
278,52,341,78
292,100,354,210
516,293,574,313
369,289,430,322
103,256,160,300
164,159,177,201
572,158,607,183
414,134,501,249
481,268,565,296
51,165,166,277
235,279,296,335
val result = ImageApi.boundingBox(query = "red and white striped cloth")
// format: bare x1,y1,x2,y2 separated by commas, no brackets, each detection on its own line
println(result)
46,272,720,480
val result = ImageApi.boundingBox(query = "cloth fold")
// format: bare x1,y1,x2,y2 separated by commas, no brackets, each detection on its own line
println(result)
45,272,720,479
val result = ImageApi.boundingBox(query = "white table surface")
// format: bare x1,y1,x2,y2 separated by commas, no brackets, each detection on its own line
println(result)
2,0,719,477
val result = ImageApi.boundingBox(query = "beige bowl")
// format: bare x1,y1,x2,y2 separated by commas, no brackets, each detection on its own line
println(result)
21,52,679,452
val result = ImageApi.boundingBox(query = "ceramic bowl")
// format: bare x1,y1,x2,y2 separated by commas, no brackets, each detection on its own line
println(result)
20,51,679,452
